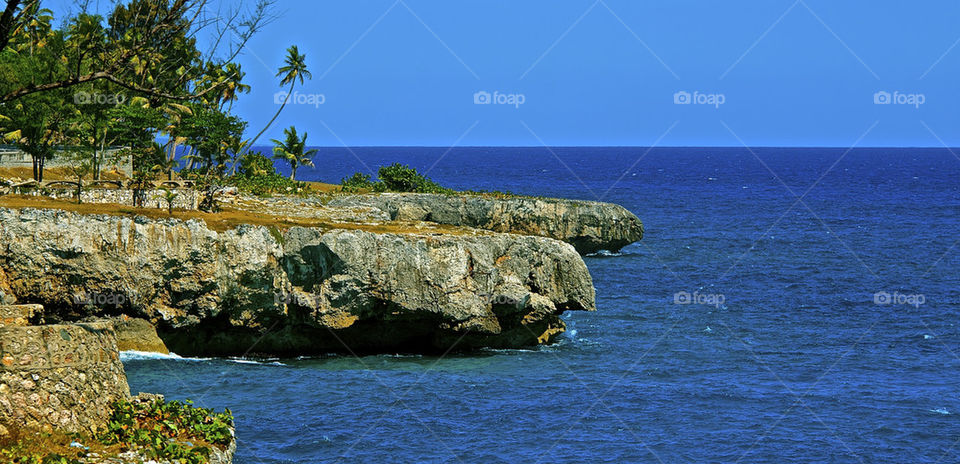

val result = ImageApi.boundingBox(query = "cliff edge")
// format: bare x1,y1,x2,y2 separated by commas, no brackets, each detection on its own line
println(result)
325,193,644,254
0,207,594,355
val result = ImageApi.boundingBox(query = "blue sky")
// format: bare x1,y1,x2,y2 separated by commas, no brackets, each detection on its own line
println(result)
53,0,960,147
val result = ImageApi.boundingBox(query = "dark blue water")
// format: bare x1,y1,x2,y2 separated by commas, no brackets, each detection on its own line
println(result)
125,147,960,463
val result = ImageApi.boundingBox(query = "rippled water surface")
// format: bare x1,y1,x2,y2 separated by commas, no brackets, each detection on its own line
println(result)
125,147,960,463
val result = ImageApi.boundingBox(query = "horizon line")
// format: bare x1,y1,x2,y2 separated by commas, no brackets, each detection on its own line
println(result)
245,145,960,149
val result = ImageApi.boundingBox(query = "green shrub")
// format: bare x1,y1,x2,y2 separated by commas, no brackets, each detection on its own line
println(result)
340,164,452,194
376,163,451,193
1,398,233,464
339,172,374,192
230,152,303,196
236,152,275,178
100,398,233,463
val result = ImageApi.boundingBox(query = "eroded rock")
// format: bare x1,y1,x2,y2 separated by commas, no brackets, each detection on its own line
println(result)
326,193,644,254
0,207,594,355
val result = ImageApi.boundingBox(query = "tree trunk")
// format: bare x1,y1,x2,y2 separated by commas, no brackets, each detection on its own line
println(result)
165,139,178,180
229,153,240,176
185,147,196,171
95,131,107,181
32,155,44,182
244,81,294,155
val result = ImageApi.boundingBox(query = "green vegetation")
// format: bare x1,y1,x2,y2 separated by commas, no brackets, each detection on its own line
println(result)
271,126,317,180
340,163,453,194
0,0,321,196
158,186,178,214
230,152,305,196
0,397,233,464
339,172,374,192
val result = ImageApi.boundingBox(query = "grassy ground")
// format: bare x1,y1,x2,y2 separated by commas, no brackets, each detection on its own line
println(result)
301,180,346,193
0,167,129,181
0,194,481,236
0,168,346,192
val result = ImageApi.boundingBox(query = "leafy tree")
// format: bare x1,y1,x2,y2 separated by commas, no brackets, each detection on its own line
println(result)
0,0,277,104
223,135,248,176
175,103,246,175
271,125,315,180
1,92,74,181
62,150,93,204
237,151,274,177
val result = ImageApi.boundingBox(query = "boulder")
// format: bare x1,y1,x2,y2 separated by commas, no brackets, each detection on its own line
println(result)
111,316,169,354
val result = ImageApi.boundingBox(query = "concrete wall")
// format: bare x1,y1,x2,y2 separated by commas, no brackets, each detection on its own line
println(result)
0,147,132,177
0,314,130,435
44,187,200,210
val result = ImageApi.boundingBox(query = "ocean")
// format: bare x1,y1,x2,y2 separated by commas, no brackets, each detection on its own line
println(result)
123,147,960,463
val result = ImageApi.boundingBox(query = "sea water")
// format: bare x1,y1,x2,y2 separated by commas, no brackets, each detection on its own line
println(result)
124,147,960,463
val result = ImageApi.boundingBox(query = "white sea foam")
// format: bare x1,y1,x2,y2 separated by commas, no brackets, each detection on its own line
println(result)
120,351,208,362
930,408,951,415
585,250,624,257
227,357,286,366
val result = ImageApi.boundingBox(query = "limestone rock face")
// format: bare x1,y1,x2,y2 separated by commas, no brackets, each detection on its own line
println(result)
110,317,170,354
0,208,595,355
327,193,644,254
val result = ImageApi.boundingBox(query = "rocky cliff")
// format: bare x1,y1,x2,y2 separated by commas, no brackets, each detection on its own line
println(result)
0,207,595,355
325,193,644,254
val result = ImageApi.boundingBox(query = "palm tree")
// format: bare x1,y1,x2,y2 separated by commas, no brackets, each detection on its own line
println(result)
219,63,251,112
159,187,179,215
246,45,311,152
271,126,316,181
